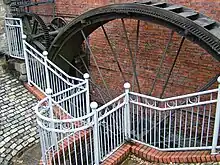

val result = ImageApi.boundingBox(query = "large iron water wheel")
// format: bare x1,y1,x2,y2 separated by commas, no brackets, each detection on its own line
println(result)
48,2,220,104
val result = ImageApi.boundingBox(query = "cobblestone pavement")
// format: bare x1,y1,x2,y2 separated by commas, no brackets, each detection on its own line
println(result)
0,70,39,165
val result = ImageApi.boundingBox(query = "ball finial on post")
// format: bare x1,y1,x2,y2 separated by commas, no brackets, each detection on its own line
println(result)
22,34,27,40
124,82,131,90
43,51,48,57
90,102,98,109
84,73,90,79
45,88,53,95
217,76,220,84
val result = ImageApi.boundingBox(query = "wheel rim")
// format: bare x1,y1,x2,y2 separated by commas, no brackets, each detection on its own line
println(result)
48,2,220,104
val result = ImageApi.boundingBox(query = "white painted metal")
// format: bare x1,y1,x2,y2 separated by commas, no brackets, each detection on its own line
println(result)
129,87,219,152
5,17,24,59
6,15,220,163
36,85,128,164
22,40,90,118
212,77,220,153
36,77,220,165
36,98,95,165
91,102,100,165
124,82,131,140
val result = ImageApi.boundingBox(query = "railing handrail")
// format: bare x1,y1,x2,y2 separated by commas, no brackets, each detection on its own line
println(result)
5,17,22,21
24,41,84,83
96,93,126,112
46,59,84,82
51,81,86,97
130,88,218,102
36,119,93,133
98,101,126,121
24,41,43,58
35,97,94,123
25,46,77,87
55,88,87,104
130,99,217,111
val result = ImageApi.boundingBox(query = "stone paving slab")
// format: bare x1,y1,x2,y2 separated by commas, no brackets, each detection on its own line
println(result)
0,71,39,165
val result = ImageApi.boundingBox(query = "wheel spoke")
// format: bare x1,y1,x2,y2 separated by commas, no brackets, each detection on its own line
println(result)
132,20,140,91
149,30,174,96
101,25,126,82
58,54,84,75
23,16,32,34
160,36,185,98
32,40,45,51
32,20,39,34
59,53,108,104
121,19,141,93
79,55,107,104
81,30,113,100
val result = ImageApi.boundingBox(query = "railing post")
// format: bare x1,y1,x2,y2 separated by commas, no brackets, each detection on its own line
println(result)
22,34,31,85
43,51,51,90
91,102,100,165
84,73,90,115
35,106,46,164
124,82,131,140
5,19,12,57
212,77,220,154
46,88,56,147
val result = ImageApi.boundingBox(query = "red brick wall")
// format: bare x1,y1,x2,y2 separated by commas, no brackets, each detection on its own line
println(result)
54,0,220,21
35,0,220,99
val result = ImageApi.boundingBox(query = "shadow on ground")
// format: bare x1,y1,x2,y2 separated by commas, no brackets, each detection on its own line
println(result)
11,143,41,165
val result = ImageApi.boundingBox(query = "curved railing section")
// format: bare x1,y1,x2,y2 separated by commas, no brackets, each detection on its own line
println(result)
36,97,95,165
35,84,130,165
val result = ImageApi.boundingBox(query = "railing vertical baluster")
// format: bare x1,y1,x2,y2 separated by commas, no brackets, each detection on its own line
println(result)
46,88,56,148
124,82,131,140
84,73,90,115
20,18,24,58
212,77,220,153
5,19,11,57
158,110,161,148
36,116,46,164
43,51,51,91
22,34,31,85
91,102,100,165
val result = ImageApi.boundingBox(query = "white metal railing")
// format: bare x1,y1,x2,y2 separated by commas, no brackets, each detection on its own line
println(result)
5,17,90,118
5,16,220,164
23,37,90,118
95,89,128,162
129,88,219,151
36,96,95,165
5,17,24,59
36,79,220,165
35,83,130,165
